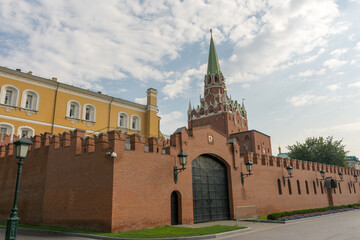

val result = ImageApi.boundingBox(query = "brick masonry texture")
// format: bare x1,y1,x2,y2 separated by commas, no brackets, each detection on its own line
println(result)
0,127,359,232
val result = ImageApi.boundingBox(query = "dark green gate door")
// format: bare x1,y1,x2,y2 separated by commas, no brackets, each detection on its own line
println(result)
192,155,230,223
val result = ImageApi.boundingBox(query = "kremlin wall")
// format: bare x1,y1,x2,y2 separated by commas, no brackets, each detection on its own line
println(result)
0,32,359,232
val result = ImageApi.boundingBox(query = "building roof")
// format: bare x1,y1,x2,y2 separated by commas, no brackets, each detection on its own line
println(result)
346,156,359,162
278,153,290,159
207,29,222,76
0,66,147,110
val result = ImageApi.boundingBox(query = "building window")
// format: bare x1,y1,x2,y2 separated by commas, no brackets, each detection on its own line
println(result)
353,184,356,194
338,182,341,194
288,179,292,195
118,112,129,128
257,144,260,150
130,115,141,131
320,182,324,194
305,180,309,194
277,179,282,195
0,123,14,141
66,100,81,119
17,126,35,138
21,90,39,111
83,104,96,122
297,180,301,194
313,181,317,194
0,85,19,107
348,183,352,194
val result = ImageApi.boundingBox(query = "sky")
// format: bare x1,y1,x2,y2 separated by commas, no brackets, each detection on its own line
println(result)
0,0,359,157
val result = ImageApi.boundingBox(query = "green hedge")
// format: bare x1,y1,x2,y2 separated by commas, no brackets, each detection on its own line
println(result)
267,203,360,220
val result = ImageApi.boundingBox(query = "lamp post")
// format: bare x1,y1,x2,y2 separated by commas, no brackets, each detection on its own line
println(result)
5,137,33,240
316,170,326,186
338,172,344,182
241,161,253,186
174,151,188,184
282,166,293,186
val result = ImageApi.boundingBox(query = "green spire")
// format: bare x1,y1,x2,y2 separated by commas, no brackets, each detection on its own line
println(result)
207,29,222,76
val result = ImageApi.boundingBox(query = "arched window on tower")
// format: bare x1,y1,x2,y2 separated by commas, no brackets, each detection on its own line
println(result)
215,75,219,83
207,76,211,84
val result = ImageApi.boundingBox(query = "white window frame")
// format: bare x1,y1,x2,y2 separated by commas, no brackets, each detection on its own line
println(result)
118,112,129,129
0,85,20,107
20,89,40,111
130,114,141,131
0,122,15,141
17,126,35,138
66,100,81,120
82,104,96,122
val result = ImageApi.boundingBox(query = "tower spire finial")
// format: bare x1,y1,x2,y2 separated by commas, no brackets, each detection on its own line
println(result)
207,29,222,76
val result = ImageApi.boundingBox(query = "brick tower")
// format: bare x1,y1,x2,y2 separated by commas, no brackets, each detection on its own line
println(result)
188,30,248,135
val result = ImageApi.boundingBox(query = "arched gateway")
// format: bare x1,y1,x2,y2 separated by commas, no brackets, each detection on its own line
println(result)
192,154,230,223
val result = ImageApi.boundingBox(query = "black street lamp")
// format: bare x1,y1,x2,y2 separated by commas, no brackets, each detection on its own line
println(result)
316,170,326,186
174,151,188,184
354,174,358,182
282,166,293,186
241,161,253,186
338,172,344,182
5,137,33,240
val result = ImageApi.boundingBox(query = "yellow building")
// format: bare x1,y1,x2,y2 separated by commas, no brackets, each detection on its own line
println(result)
0,66,161,142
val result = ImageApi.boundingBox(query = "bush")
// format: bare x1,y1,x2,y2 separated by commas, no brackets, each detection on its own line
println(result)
267,203,360,220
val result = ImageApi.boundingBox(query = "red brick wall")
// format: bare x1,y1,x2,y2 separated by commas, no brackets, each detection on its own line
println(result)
0,127,359,233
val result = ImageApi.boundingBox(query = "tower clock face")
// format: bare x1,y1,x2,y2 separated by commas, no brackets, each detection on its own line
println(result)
208,135,214,144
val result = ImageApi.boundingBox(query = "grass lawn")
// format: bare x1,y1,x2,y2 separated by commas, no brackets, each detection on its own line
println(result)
0,222,245,238
256,216,268,221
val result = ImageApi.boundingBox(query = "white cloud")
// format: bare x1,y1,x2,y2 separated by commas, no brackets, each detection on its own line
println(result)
134,97,147,105
161,64,206,99
287,94,327,107
348,82,360,88
327,84,341,92
306,122,360,134
158,111,184,135
330,48,348,57
287,93,342,107
0,0,348,90
298,68,326,77
355,42,360,51
323,58,348,70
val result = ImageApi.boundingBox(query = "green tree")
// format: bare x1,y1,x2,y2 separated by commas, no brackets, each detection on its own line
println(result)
287,136,347,167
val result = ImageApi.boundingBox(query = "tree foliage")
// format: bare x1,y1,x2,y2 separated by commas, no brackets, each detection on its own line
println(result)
287,136,347,167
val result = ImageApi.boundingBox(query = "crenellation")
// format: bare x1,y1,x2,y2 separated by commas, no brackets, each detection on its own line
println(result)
41,132,51,146
52,134,60,149
60,132,71,147
253,153,260,164
83,136,95,153
0,145,5,158
6,143,13,156
263,154,269,166
269,156,275,166
33,135,41,149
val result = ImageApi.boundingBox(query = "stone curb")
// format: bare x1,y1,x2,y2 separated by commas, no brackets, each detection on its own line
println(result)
237,207,360,224
0,225,251,240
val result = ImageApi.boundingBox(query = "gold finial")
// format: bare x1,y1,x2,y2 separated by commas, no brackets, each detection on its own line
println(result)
242,98,245,101
210,28,212,37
